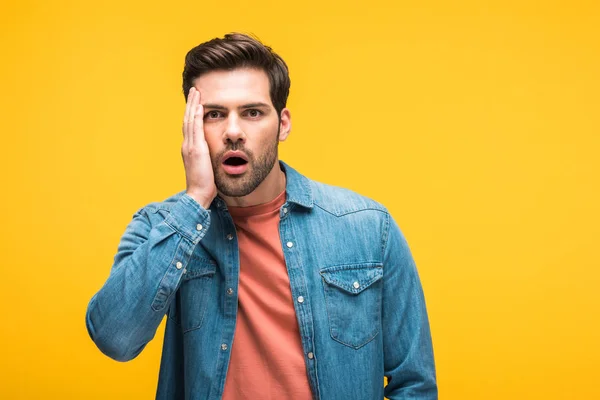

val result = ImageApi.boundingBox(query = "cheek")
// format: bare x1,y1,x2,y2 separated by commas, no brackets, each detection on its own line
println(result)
244,119,280,140
202,130,221,157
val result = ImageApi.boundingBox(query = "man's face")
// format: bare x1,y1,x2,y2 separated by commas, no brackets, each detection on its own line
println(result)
192,68,289,197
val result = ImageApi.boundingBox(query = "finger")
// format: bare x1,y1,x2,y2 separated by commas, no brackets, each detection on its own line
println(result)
193,103,204,148
187,89,198,145
183,87,195,143
181,88,193,148
192,90,202,146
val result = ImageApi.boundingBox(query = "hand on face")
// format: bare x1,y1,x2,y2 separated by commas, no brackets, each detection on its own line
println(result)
181,87,217,209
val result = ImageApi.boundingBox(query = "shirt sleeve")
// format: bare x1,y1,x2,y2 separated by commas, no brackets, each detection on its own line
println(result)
85,194,211,362
382,212,438,399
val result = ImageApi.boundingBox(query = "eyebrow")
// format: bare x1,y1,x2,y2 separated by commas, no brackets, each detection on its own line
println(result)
203,102,271,110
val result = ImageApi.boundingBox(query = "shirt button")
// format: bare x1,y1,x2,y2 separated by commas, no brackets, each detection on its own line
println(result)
283,207,288,214
227,288,234,295
221,343,228,351
297,296,304,303
196,223,203,231
227,234,234,241
286,241,294,248
353,281,360,289
307,352,314,359
176,261,183,270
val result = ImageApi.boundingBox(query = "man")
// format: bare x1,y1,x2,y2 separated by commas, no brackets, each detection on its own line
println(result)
86,32,437,400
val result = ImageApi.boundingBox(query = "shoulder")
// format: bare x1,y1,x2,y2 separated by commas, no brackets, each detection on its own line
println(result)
308,177,389,217
133,190,187,216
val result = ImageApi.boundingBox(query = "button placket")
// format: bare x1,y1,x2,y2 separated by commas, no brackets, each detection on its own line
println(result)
279,218,319,392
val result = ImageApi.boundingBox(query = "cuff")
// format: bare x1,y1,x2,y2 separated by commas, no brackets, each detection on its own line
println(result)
164,193,211,244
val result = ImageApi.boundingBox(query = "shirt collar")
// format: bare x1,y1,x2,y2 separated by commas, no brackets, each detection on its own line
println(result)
279,160,314,209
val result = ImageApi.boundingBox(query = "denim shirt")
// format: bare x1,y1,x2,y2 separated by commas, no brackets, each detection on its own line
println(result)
86,160,437,400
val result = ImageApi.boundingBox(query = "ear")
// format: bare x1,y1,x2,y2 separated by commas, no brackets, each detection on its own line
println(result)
278,108,291,142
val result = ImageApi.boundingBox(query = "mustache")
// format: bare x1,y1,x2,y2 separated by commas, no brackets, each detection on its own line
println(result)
218,145,253,159
228,142,246,152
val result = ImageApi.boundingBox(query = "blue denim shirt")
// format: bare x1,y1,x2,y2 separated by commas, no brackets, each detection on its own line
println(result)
86,160,437,399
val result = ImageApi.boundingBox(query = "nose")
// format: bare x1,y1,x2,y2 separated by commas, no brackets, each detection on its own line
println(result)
223,113,246,145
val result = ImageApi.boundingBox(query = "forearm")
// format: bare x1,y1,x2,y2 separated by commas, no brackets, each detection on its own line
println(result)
85,194,210,361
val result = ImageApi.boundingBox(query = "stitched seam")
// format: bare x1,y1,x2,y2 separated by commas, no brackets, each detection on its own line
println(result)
314,203,388,217
320,263,383,272
381,211,391,262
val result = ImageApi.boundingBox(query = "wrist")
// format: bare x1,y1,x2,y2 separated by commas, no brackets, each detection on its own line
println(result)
186,191,212,210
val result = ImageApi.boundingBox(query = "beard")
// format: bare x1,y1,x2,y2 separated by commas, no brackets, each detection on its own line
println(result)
211,127,280,198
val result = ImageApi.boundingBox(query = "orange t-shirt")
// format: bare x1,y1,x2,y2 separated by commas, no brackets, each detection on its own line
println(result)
222,189,313,400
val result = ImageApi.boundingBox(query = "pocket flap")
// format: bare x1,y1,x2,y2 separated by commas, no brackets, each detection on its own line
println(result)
320,263,383,294
184,257,217,280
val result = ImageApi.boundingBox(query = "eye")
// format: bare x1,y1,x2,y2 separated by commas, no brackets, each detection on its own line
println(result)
205,110,223,119
244,109,262,118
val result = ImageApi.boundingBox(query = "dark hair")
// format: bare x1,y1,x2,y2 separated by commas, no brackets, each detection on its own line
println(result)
182,32,291,116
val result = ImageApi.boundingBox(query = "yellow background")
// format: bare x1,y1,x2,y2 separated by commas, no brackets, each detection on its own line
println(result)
1,0,599,398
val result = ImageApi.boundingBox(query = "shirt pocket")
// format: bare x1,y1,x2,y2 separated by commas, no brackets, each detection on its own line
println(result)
320,262,383,349
176,256,217,334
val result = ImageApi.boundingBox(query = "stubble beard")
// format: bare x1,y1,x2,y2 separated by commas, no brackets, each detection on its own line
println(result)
212,127,280,198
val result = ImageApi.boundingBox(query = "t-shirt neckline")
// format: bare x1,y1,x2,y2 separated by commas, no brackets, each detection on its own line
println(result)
227,188,287,218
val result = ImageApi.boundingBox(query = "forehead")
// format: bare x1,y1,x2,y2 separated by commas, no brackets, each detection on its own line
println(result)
192,68,272,106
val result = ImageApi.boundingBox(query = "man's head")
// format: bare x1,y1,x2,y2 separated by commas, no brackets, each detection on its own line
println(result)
182,33,291,199
183,33,290,118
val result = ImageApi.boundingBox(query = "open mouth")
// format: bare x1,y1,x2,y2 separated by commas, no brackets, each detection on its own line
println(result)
221,153,250,175
223,157,248,166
